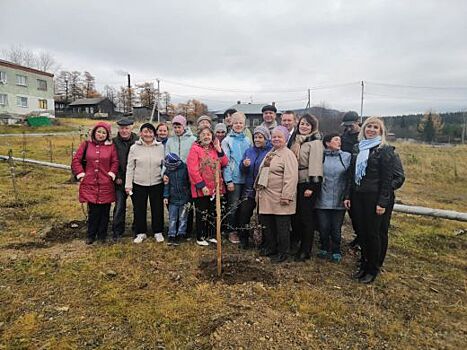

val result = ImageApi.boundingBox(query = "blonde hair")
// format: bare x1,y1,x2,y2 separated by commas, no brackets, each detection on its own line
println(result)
231,111,246,123
358,116,387,145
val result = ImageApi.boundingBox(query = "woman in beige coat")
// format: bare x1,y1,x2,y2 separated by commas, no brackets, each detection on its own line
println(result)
256,126,298,263
288,114,324,261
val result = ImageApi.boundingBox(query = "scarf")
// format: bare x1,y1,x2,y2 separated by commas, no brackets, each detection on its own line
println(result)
290,134,308,159
255,151,276,188
355,136,382,185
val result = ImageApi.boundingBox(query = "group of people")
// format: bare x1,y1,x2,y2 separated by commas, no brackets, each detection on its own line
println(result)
71,105,404,284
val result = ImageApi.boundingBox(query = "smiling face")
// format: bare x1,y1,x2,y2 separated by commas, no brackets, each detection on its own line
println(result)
271,130,286,149
253,133,266,148
94,127,108,142
364,122,382,139
140,127,155,143
199,128,213,146
281,113,295,132
298,118,313,135
263,110,276,124
156,125,168,140
118,125,132,139
215,130,226,142
232,118,245,133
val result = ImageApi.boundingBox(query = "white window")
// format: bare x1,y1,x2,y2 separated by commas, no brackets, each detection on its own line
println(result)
37,79,47,91
16,75,27,86
0,71,6,83
17,96,28,108
38,99,47,109
0,94,7,105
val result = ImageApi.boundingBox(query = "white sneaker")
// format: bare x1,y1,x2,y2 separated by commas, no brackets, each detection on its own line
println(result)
154,232,164,242
133,233,147,244
208,238,217,244
196,239,209,246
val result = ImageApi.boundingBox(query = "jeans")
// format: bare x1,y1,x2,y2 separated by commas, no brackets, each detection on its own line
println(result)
316,209,345,254
194,196,215,241
225,184,243,233
168,203,189,237
112,187,133,238
88,203,111,241
131,183,164,235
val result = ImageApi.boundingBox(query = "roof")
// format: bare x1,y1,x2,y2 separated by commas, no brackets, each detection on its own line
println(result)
214,103,281,116
69,97,107,106
0,59,54,78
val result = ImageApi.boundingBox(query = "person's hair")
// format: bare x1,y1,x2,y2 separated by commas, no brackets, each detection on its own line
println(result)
196,126,214,144
322,132,341,148
155,122,169,134
282,110,296,118
297,113,319,135
91,125,110,141
358,116,387,144
231,111,246,123
223,108,237,118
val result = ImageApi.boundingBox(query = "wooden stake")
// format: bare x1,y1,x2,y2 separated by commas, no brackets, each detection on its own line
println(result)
215,159,222,277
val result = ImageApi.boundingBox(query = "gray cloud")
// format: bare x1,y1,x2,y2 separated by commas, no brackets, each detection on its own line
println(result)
2,0,467,114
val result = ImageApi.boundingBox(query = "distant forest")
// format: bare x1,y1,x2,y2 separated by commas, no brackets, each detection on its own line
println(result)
292,107,466,143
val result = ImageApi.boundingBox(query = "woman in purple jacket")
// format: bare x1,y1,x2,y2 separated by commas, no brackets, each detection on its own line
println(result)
236,126,272,249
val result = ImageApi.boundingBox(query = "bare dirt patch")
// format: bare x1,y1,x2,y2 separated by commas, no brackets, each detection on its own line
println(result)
198,254,278,286
41,220,87,242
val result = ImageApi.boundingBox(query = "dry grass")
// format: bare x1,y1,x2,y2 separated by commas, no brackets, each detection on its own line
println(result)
0,142,466,349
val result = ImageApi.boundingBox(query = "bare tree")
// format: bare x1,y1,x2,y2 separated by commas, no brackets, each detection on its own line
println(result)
1,45,58,73
136,82,156,107
103,85,117,106
83,71,100,98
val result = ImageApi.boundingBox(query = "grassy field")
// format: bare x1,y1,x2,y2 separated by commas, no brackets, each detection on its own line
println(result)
0,136,466,349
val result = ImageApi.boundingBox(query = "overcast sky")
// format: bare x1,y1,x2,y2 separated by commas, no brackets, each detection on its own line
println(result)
2,0,467,115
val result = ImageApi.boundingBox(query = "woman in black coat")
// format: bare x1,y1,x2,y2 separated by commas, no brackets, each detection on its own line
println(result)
344,116,395,284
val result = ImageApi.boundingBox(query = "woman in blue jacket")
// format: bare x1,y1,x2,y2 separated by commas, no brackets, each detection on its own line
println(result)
221,112,252,244
236,126,272,249
315,133,351,262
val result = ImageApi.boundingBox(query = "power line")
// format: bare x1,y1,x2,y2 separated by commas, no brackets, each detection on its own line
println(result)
367,81,467,90
365,92,467,102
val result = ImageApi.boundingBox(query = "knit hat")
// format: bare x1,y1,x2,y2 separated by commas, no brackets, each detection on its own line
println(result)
172,115,187,128
272,125,289,140
261,105,277,113
197,115,212,125
214,123,227,133
253,125,271,140
140,122,156,134
164,152,182,171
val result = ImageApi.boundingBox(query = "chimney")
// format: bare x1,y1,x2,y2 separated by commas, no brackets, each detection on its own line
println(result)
237,100,241,104
271,101,276,107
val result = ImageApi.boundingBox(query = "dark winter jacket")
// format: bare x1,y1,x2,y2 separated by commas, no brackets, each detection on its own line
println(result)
112,132,138,188
163,162,191,205
239,142,273,199
71,122,119,204
347,144,395,208
341,130,359,153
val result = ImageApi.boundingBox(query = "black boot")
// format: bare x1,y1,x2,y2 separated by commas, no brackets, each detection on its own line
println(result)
359,273,377,284
352,268,366,280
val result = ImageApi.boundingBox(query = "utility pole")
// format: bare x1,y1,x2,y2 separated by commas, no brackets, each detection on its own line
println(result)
127,74,131,115
65,79,69,103
164,92,169,114
157,79,160,122
360,81,364,123
306,88,311,109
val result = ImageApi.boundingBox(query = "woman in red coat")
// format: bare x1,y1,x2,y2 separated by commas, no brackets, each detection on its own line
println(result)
72,122,119,244
186,127,228,246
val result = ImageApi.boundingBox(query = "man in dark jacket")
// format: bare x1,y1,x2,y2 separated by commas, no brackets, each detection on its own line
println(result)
341,111,361,247
340,111,360,153
112,118,138,240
